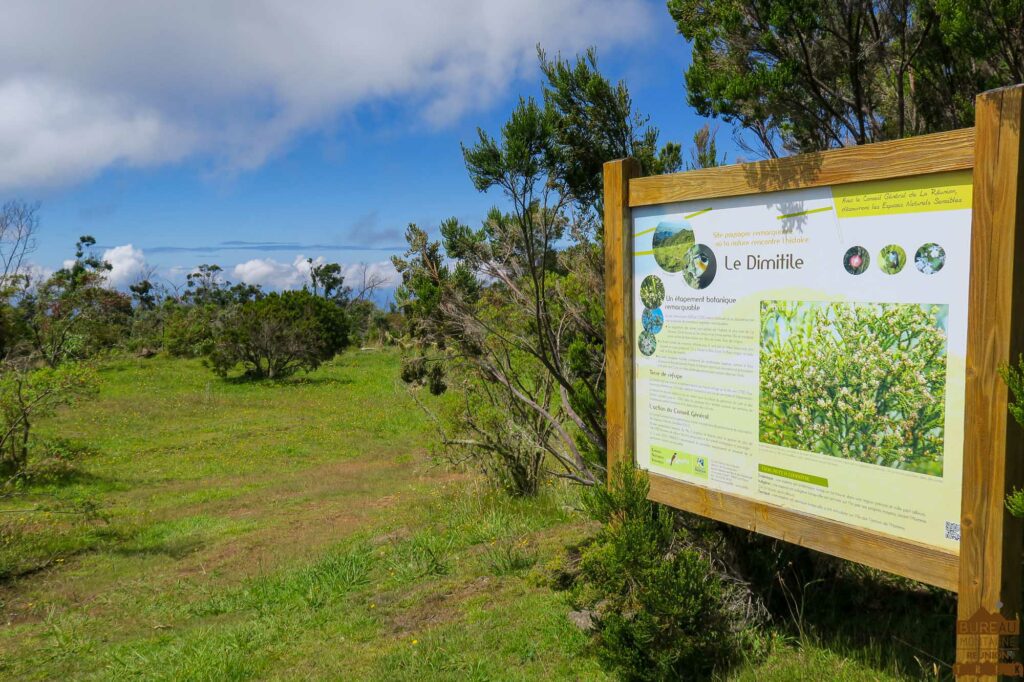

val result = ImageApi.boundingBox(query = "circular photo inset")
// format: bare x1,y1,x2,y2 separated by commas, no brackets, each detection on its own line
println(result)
642,307,664,334
652,221,695,273
638,330,657,356
843,246,870,275
640,275,665,309
915,243,946,274
681,244,717,290
879,244,906,275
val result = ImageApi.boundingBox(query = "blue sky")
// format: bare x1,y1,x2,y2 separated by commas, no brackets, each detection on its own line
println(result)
2,1,738,297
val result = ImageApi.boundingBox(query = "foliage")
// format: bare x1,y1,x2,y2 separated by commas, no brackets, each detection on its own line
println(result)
539,47,681,208
162,303,219,358
1001,358,1024,517
205,289,349,379
0,360,96,477
570,467,748,680
759,301,947,475
395,50,682,493
19,236,132,367
183,264,262,307
307,259,349,303
639,275,665,309
686,123,725,170
669,0,1024,156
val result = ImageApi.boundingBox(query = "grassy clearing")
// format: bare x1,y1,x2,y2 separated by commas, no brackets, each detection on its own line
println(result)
0,350,952,680
0,351,605,680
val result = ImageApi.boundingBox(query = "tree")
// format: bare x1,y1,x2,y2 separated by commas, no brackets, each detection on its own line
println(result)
307,259,349,303
540,47,682,209
0,200,39,284
395,50,682,493
669,0,1024,157
19,236,131,367
0,360,95,477
0,217,99,479
0,201,39,357
345,263,389,306
307,259,346,302
184,264,262,307
129,279,158,310
205,289,349,379
687,123,725,170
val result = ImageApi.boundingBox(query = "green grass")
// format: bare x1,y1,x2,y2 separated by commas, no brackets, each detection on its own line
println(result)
0,350,954,680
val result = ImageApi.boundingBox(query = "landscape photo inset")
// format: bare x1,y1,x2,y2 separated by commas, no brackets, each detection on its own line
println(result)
652,221,695,273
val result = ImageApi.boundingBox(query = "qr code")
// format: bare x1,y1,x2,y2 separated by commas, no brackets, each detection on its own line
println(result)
945,521,961,541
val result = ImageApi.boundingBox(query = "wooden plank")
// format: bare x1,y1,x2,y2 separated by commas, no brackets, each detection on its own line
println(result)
956,84,1024,679
629,128,975,207
646,473,959,591
604,158,641,482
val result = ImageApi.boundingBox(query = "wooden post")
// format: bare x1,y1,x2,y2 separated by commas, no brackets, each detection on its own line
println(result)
604,158,641,483
958,84,1024,679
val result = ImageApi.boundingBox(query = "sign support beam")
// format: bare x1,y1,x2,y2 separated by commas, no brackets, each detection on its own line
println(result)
604,157,641,480
957,83,1024,681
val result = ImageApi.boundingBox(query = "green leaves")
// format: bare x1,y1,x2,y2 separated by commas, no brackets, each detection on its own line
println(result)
0,360,97,476
573,468,744,680
1000,356,1024,518
205,289,349,380
669,0,1024,156
759,302,947,474
463,97,551,194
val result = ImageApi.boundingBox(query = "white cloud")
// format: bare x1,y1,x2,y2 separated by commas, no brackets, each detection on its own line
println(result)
342,261,399,291
231,256,397,292
0,79,191,188
21,261,54,284
102,244,149,288
232,255,314,290
0,1,654,189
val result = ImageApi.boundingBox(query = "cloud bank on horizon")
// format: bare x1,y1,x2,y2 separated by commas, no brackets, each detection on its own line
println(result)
0,0,654,190
99,244,399,297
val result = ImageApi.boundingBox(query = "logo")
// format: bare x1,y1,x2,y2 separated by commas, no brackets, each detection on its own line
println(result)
954,607,1022,677
694,456,707,475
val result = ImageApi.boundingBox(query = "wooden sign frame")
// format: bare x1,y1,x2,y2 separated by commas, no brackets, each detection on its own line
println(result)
604,85,1024,675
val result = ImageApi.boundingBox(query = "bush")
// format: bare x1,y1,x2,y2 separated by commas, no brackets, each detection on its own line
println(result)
18,236,133,366
163,304,218,358
759,301,947,475
205,289,349,379
570,468,748,681
0,361,96,477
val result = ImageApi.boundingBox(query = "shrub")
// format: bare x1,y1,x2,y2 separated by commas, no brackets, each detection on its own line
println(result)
1000,357,1024,518
759,301,947,475
205,289,349,379
570,468,748,681
18,236,132,366
0,361,96,477
163,304,218,358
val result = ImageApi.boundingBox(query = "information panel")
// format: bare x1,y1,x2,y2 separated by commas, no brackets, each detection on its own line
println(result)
631,170,972,552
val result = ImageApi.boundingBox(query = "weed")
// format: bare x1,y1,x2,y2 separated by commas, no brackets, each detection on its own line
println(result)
486,539,538,576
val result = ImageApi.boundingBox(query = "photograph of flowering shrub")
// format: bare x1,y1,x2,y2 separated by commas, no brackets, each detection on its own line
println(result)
640,275,665,309
915,242,946,274
759,300,948,476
